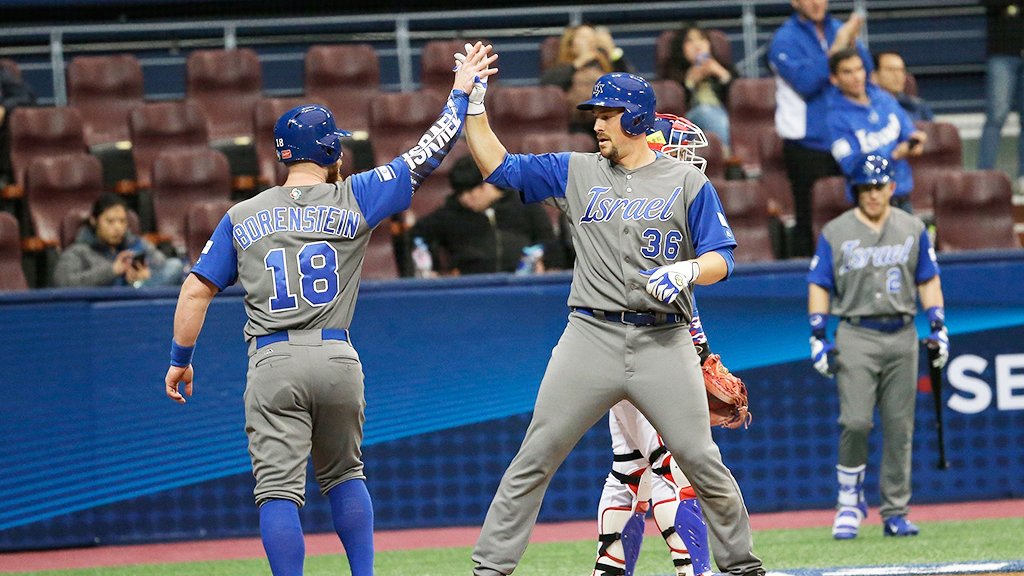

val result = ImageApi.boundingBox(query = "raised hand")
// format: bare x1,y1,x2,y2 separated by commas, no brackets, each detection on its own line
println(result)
452,41,498,96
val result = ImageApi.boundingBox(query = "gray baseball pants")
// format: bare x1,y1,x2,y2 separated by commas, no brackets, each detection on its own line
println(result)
472,312,762,575
245,330,367,507
834,322,918,519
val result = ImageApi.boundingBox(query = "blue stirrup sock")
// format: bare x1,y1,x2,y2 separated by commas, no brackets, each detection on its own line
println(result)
259,499,304,576
329,479,375,576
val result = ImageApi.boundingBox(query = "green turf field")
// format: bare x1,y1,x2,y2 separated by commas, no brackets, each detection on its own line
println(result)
9,517,1024,576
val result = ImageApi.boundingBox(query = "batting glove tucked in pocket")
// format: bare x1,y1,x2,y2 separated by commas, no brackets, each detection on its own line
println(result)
639,260,700,305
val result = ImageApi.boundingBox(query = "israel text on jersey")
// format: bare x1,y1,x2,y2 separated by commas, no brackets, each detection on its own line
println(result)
837,236,914,275
579,186,681,223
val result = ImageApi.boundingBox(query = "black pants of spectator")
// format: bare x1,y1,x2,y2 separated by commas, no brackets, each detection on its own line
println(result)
783,140,839,257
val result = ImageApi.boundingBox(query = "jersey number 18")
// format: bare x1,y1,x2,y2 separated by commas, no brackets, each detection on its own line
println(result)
264,241,340,312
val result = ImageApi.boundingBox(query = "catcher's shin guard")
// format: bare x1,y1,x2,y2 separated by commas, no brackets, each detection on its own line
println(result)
594,507,646,576
673,495,711,576
653,499,694,576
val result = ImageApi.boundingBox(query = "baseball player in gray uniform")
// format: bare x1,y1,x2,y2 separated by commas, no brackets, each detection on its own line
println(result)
807,153,948,540
163,45,496,576
459,61,764,576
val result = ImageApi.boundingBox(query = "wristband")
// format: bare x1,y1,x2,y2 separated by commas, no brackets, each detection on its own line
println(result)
926,306,945,330
809,313,829,339
170,340,195,368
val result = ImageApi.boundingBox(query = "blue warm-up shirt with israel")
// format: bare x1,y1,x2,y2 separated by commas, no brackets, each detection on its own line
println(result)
827,83,917,199
769,13,873,151
192,90,469,341
486,151,736,322
807,208,939,318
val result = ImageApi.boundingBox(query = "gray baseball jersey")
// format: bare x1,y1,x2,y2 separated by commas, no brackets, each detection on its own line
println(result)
472,150,763,576
808,208,938,317
495,152,736,320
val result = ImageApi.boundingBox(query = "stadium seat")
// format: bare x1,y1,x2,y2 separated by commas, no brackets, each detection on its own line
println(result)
129,101,210,190
651,79,687,117
66,54,144,148
538,36,561,73
185,199,235,263
728,78,777,169
409,176,451,218
304,44,379,133
24,153,103,247
369,89,467,174
712,178,773,262
755,126,793,217
655,28,733,81
420,39,469,94
909,167,953,216
489,86,569,152
150,148,232,251
185,48,262,141
933,170,1020,252
0,212,28,291
363,228,399,280
703,131,726,180
908,121,962,173
8,106,87,194
811,176,850,240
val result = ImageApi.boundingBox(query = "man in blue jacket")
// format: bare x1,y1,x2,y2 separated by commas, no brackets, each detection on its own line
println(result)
827,48,927,213
768,0,872,256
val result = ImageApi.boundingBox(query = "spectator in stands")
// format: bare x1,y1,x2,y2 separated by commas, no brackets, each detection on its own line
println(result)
663,23,737,149
409,155,560,275
768,0,871,257
872,51,934,123
827,48,926,213
977,0,1024,191
54,193,184,288
541,24,634,134
0,63,36,187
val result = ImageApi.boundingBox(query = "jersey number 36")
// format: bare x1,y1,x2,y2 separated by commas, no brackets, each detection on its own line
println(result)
264,241,340,312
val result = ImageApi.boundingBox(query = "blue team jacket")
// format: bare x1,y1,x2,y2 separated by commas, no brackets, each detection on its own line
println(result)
826,82,916,199
768,13,873,151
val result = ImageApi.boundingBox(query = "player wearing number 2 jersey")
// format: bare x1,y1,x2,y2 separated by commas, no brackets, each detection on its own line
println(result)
460,64,764,576
163,45,496,576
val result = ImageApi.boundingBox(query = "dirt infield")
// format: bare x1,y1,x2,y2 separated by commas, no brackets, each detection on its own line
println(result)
2,499,1022,573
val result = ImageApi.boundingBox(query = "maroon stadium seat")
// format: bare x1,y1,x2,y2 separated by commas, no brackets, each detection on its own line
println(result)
703,131,726,181
150,148,232,250
185,199,236,263
651,79,687,117
304,44,379,133
811,176,850,240
420,39,470,94
908,121,962,174
755,126,793,217
933,170,1019,252
186,48,262,141
8,106,87,193
728,78,777,169
369,89,467,175
66,55,144,148
24,153,104,246
0,212,28,291
489,86,570,152
129,101,210,190
519,132,597,154
712,178,773,262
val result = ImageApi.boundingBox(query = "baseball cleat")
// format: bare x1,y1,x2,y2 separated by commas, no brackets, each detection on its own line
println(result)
883,515,920,536
831,502,867,540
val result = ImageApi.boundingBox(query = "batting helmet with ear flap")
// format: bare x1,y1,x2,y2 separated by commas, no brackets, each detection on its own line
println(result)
274,104,352,167
577,72,657,136
646,113,709,173
849,153,893,187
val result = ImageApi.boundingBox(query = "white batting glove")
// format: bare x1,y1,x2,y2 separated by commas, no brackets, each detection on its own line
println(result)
810,336,837,377
454,43,488,115
639,260,700,305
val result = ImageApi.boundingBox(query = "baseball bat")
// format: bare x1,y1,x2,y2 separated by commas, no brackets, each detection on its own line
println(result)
925,343,950,470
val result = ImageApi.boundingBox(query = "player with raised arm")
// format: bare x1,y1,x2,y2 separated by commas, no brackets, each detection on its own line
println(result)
456,45,764,576
163,44,496,576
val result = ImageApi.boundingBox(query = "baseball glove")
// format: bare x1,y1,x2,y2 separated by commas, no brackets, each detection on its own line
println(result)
702,353,752,429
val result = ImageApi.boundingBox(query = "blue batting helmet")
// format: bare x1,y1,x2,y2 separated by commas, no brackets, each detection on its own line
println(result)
576,72,657,136
846,153,894,202
274,105,352,167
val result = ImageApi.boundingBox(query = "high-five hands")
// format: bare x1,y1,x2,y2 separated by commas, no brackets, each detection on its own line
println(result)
453,42,497,114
